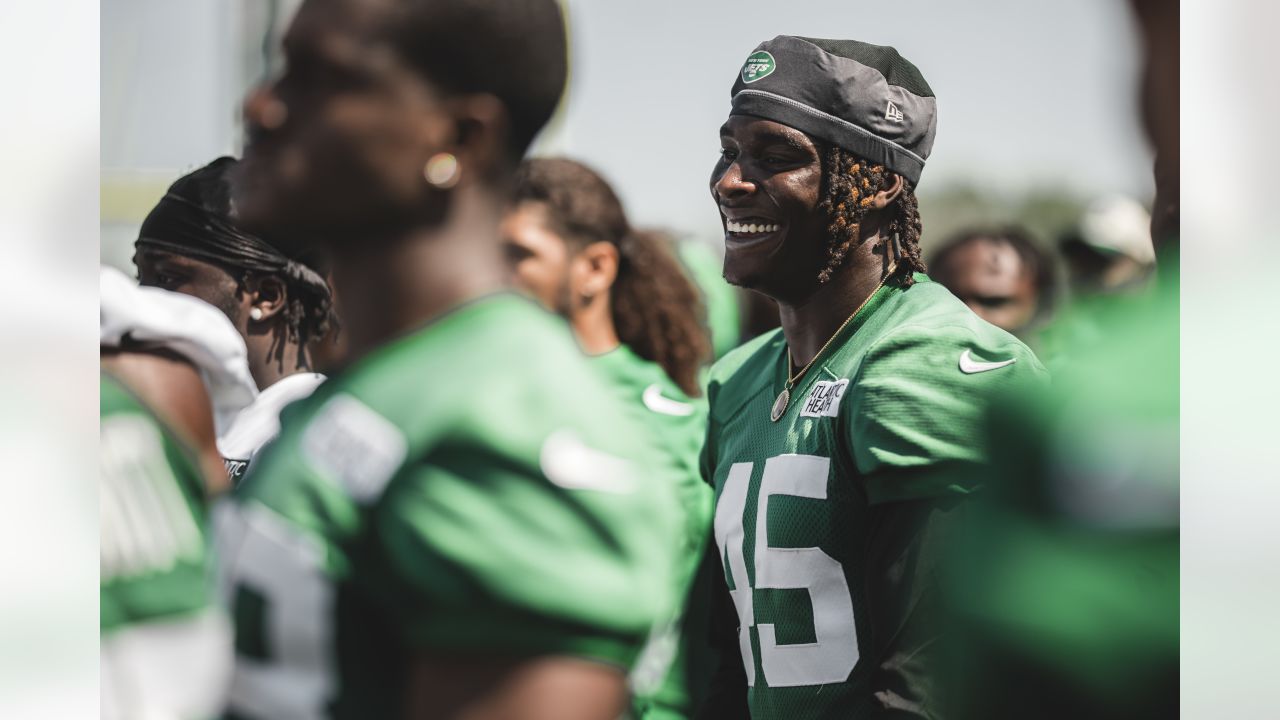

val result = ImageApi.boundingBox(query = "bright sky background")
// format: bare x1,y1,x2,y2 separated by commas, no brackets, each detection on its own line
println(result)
102,0,1152,246
554,0,1151,234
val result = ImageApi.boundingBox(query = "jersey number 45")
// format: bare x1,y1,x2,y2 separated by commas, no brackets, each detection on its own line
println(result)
713,454,859,687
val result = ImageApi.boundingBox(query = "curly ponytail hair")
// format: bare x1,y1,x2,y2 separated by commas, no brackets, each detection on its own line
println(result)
816,144,926,287
512,157,711,397
611,229,711,397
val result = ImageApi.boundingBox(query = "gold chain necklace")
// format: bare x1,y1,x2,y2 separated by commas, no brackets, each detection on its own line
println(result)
770,263,896,422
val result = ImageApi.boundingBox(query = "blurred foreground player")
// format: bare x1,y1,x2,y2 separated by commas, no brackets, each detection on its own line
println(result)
101,338,230,717
700,37,1045,718
219,2,680,719
503,156,715,719
940,1,1179,717
134,157,338,479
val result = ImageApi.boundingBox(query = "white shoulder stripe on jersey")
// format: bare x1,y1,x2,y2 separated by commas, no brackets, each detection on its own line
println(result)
642,383,695,417
302,394,407,503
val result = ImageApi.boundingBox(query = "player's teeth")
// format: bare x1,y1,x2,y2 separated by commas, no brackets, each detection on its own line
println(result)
726,221,780,234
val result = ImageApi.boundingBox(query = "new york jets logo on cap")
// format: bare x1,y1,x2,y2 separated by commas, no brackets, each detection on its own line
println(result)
741,50,776,83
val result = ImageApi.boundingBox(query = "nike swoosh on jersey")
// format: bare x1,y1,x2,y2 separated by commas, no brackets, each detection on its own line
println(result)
958,348,1017,374
642,383,695,416
540,430,635,494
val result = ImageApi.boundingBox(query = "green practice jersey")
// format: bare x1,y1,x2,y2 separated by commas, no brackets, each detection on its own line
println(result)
101,374,214,633
702,275,1046,719
220,295,681,720
591,346,714,720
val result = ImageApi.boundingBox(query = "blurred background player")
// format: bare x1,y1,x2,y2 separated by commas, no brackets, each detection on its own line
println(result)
700,36,1046,719
101,284,234,719
502,156,715,720
1058,195,1155,299
133,156,338,480
218,1,681,719
1038,197,1155,369
669,238,744,362
504,158,710,396
929,226,1058,342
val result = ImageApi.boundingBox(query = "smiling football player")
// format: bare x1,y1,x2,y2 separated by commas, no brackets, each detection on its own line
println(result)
698,36,1047,719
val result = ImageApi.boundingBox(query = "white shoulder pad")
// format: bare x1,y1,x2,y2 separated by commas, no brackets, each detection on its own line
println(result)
100,266,258,435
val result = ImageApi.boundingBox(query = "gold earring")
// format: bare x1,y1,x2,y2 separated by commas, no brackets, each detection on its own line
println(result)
424,153,461,189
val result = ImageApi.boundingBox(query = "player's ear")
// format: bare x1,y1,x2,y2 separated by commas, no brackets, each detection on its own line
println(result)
870,172,904,209
577,242,620,301
246,273,288,323
425,94,509,185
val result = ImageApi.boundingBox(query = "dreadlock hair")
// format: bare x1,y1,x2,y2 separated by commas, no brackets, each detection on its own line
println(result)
512,157,711,397
816,143,926,287
137,157,338,355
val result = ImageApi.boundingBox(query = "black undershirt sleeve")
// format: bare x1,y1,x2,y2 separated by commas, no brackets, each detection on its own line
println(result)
692,541,750,720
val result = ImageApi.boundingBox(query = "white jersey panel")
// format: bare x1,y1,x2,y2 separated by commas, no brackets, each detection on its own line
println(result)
219,372,324,480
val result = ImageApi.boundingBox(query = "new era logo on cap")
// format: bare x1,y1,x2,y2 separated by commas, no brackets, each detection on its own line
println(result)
885,100,904,122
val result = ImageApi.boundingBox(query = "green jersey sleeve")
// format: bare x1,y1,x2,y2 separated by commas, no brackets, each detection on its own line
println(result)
846,322,1048,504
100,375,214,632
373,436,677,669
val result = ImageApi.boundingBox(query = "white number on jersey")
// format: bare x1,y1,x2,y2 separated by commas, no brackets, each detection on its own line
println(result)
217,502,335,719
713,454,859,687
101,415,202,581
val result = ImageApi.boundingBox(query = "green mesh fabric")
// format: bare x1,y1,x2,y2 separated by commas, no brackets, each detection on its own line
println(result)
703,276,1046,718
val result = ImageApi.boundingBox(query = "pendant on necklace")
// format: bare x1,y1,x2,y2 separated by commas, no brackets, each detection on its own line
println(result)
771,387,790,422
